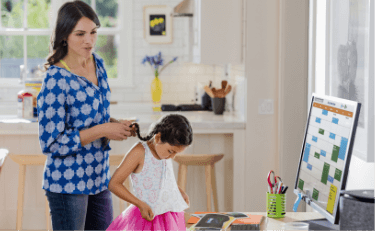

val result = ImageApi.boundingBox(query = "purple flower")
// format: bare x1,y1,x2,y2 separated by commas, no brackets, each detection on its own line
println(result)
141,52,178,77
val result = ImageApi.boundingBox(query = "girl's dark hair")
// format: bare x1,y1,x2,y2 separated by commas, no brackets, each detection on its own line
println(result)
132,114,193,146
44,0,100,70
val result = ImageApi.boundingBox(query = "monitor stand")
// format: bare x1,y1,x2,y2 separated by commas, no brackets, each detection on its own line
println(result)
300,218,339,230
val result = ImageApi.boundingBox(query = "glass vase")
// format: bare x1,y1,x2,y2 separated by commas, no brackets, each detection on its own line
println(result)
151,76,163,111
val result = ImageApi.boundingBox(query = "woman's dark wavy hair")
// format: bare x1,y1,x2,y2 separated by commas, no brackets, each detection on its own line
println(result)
44,0,100,70
132,114,193,146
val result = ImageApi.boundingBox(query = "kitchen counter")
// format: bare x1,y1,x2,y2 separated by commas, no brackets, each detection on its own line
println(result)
0,107,246,229
0,110,245,135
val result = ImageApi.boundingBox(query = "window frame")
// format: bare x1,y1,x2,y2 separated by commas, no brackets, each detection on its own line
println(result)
308,0,375,162
0,0,133,91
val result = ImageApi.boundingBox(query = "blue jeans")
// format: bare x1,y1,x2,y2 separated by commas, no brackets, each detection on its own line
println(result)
45,189,113,230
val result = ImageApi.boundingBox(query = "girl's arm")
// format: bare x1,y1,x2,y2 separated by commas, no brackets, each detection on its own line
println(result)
178,185,190,207
108,143,145,208
178,185,185,194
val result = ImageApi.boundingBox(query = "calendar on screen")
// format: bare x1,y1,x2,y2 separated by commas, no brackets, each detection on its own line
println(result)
294,94,361,224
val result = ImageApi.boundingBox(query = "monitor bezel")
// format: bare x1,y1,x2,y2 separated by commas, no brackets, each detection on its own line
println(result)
293,94,361,224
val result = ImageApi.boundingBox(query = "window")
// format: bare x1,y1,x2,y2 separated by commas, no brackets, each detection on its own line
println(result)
314,0,326,95
0,0,132,90
308,0,327,101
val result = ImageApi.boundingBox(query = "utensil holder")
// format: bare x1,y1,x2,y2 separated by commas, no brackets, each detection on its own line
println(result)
212,97,226,115
267,192,286,218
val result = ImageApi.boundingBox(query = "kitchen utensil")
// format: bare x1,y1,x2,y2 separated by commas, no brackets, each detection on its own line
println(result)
211,87,217,97
221,80,228,90
204,86,214,98
224,85,232,96
215,89,226,98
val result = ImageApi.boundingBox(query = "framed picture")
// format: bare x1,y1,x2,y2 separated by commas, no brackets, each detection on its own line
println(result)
143,5,173,44
326,0,374,162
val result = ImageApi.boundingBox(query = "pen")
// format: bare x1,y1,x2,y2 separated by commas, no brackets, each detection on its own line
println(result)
281,186,288,194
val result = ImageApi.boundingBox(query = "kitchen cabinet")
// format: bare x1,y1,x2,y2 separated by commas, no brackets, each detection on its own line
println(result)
189,0,243,65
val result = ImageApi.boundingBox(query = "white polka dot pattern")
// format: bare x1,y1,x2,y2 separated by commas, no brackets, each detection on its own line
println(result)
37,53,112,195
130,142,189,216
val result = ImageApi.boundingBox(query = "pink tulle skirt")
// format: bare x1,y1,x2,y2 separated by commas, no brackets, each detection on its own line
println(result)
106,204,186,231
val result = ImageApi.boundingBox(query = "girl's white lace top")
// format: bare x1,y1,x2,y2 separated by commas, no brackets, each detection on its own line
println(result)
130,141,189,216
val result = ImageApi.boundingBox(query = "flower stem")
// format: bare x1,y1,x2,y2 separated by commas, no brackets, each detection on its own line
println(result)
155,69,159,78
159,60,173,74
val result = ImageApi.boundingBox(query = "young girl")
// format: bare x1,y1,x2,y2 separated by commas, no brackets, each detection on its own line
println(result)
107,114,193,231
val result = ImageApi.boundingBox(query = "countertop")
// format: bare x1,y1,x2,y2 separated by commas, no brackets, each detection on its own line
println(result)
0,105,245,135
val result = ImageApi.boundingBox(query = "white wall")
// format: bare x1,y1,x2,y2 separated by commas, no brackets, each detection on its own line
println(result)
244,0,374,215
244,0,280,212
345,155,374,190
278,0,309,212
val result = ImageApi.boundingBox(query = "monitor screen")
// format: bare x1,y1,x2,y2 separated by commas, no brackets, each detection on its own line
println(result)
294,94,361,224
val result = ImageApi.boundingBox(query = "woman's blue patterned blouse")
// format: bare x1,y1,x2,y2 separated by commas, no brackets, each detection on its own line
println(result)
37,53,112,195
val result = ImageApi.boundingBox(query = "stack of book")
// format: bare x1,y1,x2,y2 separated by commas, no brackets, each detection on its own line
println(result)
187,212,264,231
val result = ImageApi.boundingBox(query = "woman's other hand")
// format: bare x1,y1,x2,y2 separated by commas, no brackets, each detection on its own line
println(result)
138,201,154,221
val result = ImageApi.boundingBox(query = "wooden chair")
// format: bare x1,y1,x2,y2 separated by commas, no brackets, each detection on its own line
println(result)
173,153,224,212
8,154,130,230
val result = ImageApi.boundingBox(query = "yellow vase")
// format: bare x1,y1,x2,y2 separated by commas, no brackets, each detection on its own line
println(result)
151,77,163,111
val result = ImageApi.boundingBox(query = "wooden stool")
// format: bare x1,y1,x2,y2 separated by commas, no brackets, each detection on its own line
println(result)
8,154,130,230
173,154,224,212
8,154,50,231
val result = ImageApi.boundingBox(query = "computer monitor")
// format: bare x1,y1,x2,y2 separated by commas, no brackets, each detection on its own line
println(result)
294,94,361,228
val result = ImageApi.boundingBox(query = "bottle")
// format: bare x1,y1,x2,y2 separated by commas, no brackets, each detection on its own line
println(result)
25,79,42,118
18,78,39,119
17,86,34,119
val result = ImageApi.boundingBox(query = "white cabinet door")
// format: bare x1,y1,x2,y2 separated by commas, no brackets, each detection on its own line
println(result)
191,0,242,65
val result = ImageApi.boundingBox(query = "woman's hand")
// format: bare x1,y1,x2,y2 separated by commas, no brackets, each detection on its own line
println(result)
138,201,154,221
103,122,133,141
118,120,137,137
110,118,137,137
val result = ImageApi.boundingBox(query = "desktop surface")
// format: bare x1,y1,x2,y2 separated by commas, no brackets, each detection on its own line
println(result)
300,218,339,230
185,212,326,230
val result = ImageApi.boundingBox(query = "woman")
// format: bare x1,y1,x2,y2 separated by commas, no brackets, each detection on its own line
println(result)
37,1,133,230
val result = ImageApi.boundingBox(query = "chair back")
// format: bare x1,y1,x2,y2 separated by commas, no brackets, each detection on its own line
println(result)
0,148,9,176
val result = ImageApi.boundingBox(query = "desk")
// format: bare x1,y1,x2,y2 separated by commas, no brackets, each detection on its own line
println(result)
184,212,325,230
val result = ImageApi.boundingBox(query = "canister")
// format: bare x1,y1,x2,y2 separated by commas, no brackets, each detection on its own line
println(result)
339,189,374,230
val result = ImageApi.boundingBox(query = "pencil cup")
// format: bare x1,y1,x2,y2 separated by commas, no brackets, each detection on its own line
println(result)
266,192,286,218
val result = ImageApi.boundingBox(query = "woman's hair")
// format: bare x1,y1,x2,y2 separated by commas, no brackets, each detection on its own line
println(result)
44,0,100,70
132,114,193,146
